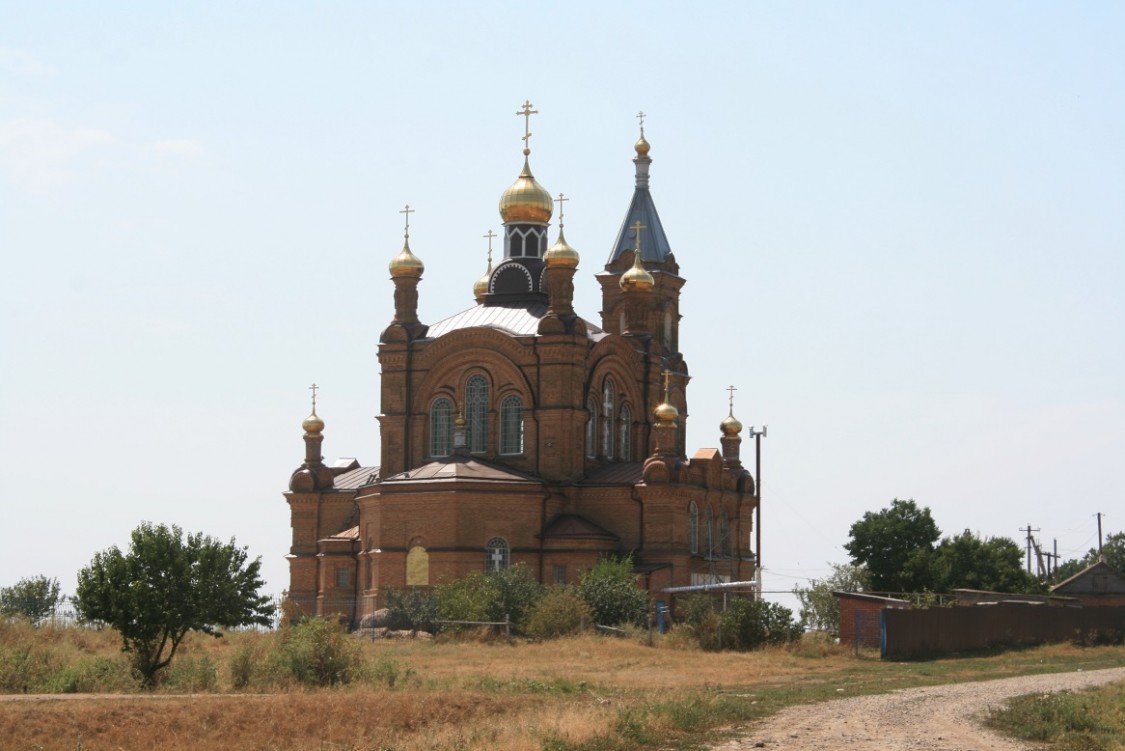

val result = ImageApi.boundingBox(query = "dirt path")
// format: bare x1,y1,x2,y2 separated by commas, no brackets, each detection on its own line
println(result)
714,666,1125,751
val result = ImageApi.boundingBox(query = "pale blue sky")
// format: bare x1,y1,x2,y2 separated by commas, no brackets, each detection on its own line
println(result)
2,2,1122,607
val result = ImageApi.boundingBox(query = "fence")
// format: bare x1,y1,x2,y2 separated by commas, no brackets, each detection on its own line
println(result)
882,603,1125,659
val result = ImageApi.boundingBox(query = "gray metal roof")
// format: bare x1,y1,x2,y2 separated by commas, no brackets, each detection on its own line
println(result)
608,186,673,265
333,465,379,490
426,303,606,341
380,455,543,484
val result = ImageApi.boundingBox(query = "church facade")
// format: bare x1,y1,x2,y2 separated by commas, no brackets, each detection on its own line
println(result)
284,106,758,621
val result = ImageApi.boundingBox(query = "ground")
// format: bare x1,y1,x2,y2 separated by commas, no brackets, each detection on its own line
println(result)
715,666,1125,751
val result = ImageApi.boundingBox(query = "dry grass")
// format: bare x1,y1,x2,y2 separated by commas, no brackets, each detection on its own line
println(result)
3,621,1124,751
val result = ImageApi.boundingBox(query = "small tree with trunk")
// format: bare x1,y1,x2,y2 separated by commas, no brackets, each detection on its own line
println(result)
75,522,274,686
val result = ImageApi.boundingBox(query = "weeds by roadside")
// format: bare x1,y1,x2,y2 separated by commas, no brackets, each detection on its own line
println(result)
987,680,1125,751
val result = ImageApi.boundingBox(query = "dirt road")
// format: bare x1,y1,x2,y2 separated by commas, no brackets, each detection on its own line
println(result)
714,666,1125,751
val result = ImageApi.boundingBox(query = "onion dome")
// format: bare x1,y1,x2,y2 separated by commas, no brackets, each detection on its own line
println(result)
389,240,424,278
473,268,491,301
654,400,679,425
499,157,554,224
302,410,324,434
620,247,654,292
544,228,580,269
635,133,651,157
720,412,743,437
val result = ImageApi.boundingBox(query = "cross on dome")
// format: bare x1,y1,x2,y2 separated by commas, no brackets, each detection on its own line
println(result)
399,204,414,239
516,100,538,155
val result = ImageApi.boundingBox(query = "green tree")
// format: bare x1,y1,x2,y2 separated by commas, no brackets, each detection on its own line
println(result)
74,522,274,686
845,498,941,593
0,575,63,622
793,563,870,635
578,555,649,627
1055,531,1125,581
932,530,1039,593
719,599,801,650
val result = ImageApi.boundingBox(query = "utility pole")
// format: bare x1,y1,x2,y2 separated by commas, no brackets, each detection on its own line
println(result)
749,424,767,600
1019,524,1040,575
1096,512,1104,558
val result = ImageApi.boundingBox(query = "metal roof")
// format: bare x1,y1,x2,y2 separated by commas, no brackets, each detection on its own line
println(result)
540,514,619,540
333,465,379,490
580,462,644,485
607,186,673,265
380,455,543,484
426,302,606,341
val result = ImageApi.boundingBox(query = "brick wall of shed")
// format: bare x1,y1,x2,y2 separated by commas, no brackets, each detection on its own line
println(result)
838,597,886,648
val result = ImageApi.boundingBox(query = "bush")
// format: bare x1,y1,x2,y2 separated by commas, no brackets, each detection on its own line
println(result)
161,652,218,692
434,565,544,634
384,587,437,632
719,599,801,651
578,556,649,628
272,617,362,687
675,594,723,651
525,587,592,640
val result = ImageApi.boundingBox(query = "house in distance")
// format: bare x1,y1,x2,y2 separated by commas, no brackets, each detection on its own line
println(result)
283,104,760,622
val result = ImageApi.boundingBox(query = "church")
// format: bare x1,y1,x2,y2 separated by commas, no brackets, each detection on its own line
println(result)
284,104,759,622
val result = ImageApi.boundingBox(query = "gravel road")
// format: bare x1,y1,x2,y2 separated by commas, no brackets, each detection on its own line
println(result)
713,666,1125,751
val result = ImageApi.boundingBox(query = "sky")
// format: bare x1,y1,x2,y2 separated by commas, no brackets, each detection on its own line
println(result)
2,2,1122,612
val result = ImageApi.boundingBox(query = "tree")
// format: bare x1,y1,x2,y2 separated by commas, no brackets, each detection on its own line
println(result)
433,564,544,633
845,499,941,593
578,555,649,627
0,575,63,622
719,599,801,650
932,530,1039,593
1055,531,1125,581
74,522,274,686
793,563,870,635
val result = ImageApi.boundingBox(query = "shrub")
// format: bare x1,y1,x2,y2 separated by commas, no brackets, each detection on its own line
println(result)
434,565,544,634
675,595,723,651
578,556,649,628
526,587,592,640
719,599,801,650
272,617,362,687
383,587,437,632
162,653,218,692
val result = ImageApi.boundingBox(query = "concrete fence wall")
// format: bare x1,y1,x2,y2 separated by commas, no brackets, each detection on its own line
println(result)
882,604,1125,659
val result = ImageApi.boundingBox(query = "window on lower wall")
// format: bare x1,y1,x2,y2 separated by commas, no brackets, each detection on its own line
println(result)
553,564,567,584
499,395,524,454
336,566,350,588
486,537,509,572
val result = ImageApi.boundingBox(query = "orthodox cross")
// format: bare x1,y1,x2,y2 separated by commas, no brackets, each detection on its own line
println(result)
483,229,496,267
661,369,673,401
554,193,569,227
309,383,319,412
516,100,538,154
726,385,737,415
636,110,646,137
399,204,414,239
632,219,646,255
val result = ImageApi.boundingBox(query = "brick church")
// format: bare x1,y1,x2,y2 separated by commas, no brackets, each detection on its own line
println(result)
284,105,759,620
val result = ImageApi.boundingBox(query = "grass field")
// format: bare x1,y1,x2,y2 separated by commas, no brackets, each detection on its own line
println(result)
3,619,1123,751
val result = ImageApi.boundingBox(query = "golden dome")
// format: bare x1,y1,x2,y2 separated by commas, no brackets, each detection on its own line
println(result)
720,413,743,437
389,241,424,278
473,268,491,301
620,249,654,292
302,411,324,434
544,228,580,269
654,400,679,425
635,134,651,157
499,157,553,224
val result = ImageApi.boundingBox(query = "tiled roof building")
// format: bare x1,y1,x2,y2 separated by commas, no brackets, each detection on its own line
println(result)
284,107,759,622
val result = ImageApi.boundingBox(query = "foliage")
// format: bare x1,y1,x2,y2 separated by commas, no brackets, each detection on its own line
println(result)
932,530,1040,593
434,564,544,633
793,563,870,634
383,587,437,632
74,522,274,686
675,593,722,650
845,498,941,592
1055,531,1125,582
718,598,801,650
272,617,362,687
578,555,649,627
0,575,63,622
525,586,592,639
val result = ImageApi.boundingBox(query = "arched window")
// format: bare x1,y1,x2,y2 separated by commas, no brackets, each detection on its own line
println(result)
720,510,731,558
602,378,615,460
430,397,453,457
406,546,429,586
485,537,509,572
466,375,489,453
585,396,598,459
499,395,523,455
618,405,632,462
689,501,699,555
705,507,714,558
